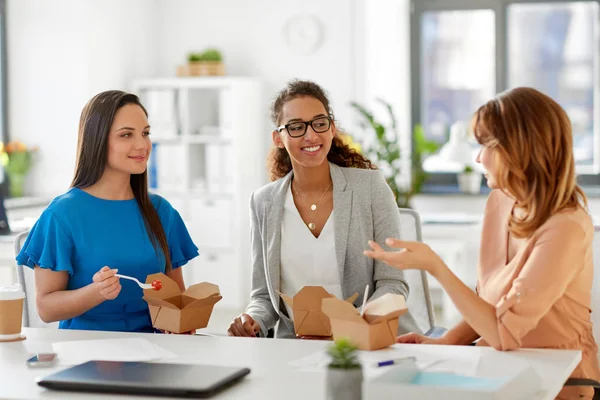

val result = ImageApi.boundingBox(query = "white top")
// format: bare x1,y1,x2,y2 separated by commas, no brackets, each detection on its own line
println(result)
280,185,341,319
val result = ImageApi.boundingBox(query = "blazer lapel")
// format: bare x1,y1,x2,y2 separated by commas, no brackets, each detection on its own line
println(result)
330,164,352,294
264,172,293,297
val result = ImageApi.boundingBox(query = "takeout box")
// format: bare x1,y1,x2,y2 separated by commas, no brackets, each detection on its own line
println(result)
322,293,407,350
278,286,358,337
142,273,222,333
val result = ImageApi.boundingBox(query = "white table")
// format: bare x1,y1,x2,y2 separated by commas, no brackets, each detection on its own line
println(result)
0,328,581,400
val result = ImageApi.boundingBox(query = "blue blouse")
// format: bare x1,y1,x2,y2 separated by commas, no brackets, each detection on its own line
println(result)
16,188,199,332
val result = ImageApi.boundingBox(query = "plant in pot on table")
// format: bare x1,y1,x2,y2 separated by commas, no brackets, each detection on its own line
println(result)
1,141,37,198
457,164,482,194
326,338,363,400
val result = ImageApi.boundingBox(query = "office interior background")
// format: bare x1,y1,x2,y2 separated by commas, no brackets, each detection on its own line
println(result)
1,0,599,332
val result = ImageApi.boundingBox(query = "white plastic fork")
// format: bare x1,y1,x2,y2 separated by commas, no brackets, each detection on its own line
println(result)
115,274,153,290
360,284,370,317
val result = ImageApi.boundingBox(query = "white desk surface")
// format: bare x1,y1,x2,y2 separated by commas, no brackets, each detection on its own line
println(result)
0,328,581,400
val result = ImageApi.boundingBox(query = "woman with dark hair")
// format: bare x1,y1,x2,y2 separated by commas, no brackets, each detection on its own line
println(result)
228,80,419,338
365,87,600,399
16,90,198,332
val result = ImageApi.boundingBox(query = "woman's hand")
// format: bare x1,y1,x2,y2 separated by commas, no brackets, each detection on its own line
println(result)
396,332,453,345
227,313,260,337
92,266,121,300
363,239,446,276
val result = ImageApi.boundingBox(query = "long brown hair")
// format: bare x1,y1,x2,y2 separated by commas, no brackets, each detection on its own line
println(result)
71,90,172,273
472,87,587,238
268,80,375,181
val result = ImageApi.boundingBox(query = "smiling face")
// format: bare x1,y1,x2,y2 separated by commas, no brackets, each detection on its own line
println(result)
105,104,152,176
272,96,336,170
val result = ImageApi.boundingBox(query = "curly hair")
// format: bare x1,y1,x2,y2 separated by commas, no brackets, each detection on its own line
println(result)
267,80,375,181
472,87,587,238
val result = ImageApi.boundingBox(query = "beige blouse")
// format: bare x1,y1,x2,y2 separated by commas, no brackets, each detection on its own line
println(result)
476,190,600,400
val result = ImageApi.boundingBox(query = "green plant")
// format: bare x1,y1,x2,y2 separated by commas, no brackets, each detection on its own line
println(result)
463,165,474,174
187,52,202,62
188,49,223,63
351,99,439,208
327,338,361,369
200,48,222,62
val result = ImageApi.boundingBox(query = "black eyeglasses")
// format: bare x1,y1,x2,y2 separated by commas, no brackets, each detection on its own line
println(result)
277,116,332,138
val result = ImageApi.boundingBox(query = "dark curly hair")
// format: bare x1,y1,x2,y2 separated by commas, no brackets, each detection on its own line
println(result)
267,80,376,181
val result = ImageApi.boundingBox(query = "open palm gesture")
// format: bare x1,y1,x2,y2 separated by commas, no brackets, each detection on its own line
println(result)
364,238,445,276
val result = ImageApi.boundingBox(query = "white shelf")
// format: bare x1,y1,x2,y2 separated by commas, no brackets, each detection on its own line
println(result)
150,137,181,145
135,77,266,311
151,135,232,145
199,247,236,255
151,189,235,200
185,135,232,145
189,190,234,199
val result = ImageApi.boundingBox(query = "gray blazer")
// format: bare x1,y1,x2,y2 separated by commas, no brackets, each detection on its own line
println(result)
245,163,421,338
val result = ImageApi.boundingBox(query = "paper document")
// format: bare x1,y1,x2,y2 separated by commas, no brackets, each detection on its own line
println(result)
52,338,177,366
289,346,480,378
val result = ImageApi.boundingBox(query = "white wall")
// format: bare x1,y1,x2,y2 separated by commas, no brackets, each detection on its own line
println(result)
7,0,412,196
154,0,361,134
362,0,412,185
7,0,158,196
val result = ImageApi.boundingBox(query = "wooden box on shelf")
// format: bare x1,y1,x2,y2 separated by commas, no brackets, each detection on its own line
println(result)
177,62,225,77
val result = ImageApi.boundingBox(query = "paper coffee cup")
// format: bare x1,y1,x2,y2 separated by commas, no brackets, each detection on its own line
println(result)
0,284,25,341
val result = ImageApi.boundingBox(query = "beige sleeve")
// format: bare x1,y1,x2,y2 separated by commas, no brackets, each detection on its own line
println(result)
494,221,586,350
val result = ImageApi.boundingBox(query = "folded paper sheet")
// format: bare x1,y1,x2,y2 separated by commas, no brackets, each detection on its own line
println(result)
289,347,481,379
365,363,541,400
52,338,177,366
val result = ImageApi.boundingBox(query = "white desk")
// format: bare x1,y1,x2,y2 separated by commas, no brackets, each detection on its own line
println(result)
0,328,581,399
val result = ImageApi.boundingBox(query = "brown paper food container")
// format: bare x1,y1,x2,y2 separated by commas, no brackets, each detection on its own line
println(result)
142,273,222,334
278,286,359,337
0,299,24,335
322,293,408,351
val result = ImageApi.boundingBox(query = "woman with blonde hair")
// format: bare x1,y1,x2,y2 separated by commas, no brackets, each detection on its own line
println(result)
365,87,600,399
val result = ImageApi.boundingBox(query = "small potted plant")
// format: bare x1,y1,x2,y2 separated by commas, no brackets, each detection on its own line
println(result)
458,164,482,194
325,338,363,400
186,48,225,76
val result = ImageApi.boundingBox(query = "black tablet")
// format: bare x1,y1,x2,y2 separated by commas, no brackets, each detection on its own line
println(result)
37,360,251,398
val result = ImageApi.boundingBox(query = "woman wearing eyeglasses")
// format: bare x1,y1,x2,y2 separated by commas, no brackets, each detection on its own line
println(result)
227,80,420,338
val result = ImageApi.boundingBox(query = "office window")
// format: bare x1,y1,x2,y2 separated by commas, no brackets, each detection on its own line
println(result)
508,2,599,170
419,9,495,173
412,0,600,182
